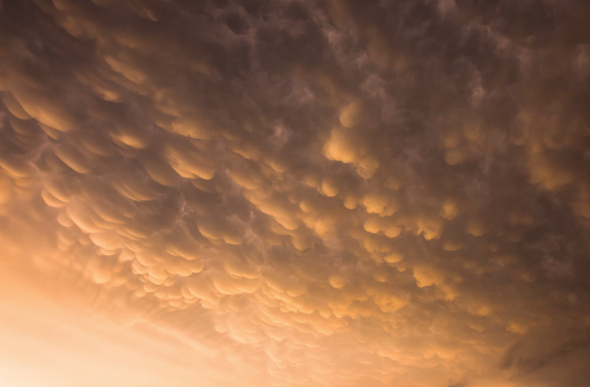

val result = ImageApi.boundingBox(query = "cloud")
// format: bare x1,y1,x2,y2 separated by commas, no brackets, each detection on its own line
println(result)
0,0,589,386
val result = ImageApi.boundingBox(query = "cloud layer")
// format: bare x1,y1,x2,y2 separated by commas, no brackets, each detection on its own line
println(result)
1,0,590,386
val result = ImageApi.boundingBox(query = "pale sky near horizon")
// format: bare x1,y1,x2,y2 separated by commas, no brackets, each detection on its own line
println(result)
1,0,590,386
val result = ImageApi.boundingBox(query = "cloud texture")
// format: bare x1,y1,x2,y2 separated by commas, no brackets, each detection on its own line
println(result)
1,0,590,386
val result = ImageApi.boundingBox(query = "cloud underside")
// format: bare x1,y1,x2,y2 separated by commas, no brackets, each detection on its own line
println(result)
1,0,590,386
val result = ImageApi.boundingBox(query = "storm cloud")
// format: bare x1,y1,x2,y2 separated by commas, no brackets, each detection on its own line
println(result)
0,0,589,386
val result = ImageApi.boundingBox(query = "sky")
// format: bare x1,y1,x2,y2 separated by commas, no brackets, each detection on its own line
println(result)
0,0,589,386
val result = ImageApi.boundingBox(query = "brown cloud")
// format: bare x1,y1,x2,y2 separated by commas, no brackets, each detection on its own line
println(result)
1,0,589,386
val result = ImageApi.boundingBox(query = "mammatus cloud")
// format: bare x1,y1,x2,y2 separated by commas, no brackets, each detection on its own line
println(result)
0,0,589,386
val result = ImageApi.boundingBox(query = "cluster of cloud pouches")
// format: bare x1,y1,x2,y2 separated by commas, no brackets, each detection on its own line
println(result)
1,0,590,386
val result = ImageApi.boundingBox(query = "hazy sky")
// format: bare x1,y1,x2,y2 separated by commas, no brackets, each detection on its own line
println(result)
1,0,589,386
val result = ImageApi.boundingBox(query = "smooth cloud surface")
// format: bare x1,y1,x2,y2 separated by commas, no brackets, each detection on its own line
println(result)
1,0,590,386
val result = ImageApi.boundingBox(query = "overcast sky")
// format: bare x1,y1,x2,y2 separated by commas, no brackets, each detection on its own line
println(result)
1,0,590,386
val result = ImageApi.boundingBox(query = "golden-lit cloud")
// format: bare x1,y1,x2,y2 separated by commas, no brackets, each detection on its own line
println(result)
1,0,590,386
